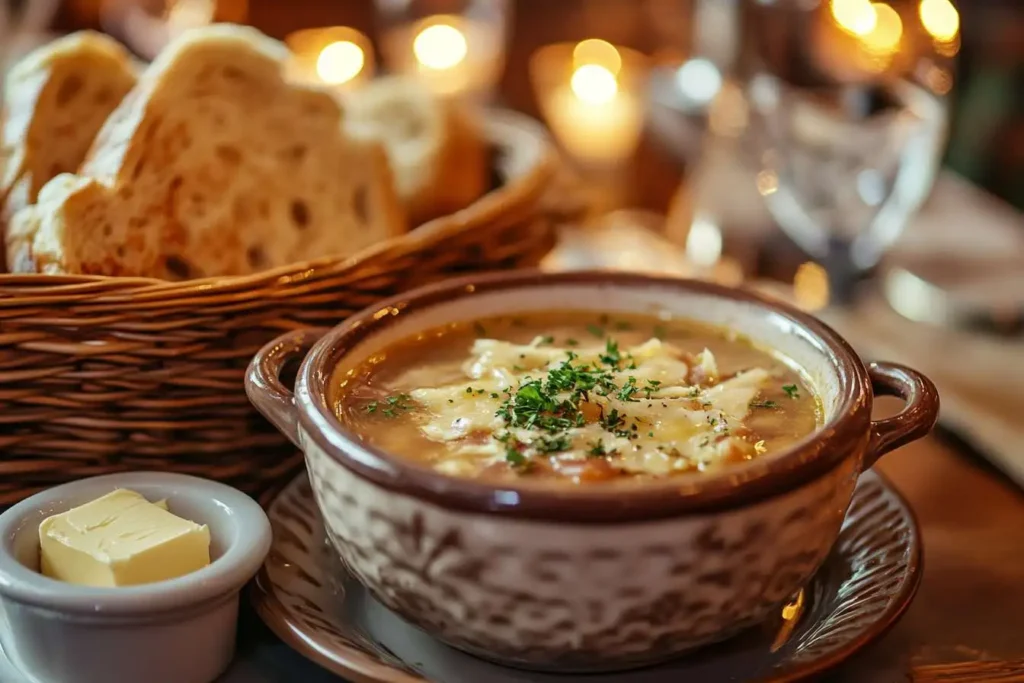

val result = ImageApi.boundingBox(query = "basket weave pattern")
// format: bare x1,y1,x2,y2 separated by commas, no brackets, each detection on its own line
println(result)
0,111,558,505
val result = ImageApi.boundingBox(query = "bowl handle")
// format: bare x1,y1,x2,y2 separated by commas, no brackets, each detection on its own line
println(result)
245,328,328,448
864,361,940,468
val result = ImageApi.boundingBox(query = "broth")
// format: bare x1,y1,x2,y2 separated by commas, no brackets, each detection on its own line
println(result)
332,312,821,486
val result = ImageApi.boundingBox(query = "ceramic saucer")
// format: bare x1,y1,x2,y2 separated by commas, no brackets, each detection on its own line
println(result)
252,470,921,682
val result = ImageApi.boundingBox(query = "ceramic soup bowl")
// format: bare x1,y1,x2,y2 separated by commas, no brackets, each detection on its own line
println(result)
245,271,938,672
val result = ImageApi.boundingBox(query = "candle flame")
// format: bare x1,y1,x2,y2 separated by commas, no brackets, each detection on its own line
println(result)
570,64,618,105
919,0,959,42
572,39,622,74
316,41,366,85
413,22,468,70
861,3,903,55
830,0,877,36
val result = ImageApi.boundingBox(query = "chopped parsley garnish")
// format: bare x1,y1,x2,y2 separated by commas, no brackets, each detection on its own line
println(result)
653,324,668,340
614,320,633,331
497,432,531,470
465,387,474,394
479,336,749,468
536,434,572,453
616,376,640,402
538,335,555,345
644,379,662,398
601,407,625,431
566,338,579,346
505,448,528,468
378,393,414,417
587,324,604,338
782,384,800,399
750,399,778,409
599,338,621,368
473,322,487,337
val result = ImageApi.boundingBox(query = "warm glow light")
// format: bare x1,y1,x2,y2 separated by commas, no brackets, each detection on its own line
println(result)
413,22,468,70
572,39,622,74
756,170,779,196
919,0,959,42
685,216,723,267
315,41,365,85
166,0,215,29
862,3,903,54
830,0,877,36
923,64,953,95
794,262,831,311
570,64,619,105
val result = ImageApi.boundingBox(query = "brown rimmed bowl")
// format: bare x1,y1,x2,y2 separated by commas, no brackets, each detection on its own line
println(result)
244,270,939,673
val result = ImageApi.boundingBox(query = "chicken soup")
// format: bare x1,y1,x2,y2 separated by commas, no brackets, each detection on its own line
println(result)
332,312,821,485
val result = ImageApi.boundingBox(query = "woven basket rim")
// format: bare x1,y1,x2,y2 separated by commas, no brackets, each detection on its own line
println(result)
0,108,556,302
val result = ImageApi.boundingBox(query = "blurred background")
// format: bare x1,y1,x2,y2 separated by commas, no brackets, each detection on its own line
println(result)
6,0,1012,325
48,0,1021,213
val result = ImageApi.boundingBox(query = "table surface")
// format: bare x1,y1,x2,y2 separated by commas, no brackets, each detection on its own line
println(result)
222,429,1024,683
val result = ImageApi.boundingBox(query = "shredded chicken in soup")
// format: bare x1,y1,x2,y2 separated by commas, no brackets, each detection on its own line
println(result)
333,312,821,485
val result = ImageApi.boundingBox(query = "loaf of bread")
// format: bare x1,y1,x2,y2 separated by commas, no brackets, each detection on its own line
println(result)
1,31,137,272
9,24,404,279
343,76,487,227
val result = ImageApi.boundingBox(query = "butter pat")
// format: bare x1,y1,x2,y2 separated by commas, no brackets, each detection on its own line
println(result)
39,488,211,587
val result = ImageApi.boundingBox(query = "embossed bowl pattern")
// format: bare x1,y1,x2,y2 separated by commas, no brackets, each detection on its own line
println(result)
251,467,922,682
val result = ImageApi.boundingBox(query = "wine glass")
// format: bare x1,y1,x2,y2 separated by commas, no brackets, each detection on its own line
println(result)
741,0,954,301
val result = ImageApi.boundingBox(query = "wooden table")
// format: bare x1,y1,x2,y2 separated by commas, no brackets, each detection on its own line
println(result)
221,430,1024,682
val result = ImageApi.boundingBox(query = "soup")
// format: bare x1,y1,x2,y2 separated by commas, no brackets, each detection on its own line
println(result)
332,312,821,485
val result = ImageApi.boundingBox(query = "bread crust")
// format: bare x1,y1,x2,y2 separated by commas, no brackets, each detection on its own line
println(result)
343,76,487,228
1,31,137,272
10,25,406,279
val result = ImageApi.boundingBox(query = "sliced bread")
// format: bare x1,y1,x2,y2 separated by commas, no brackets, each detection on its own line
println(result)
343,76,487,227
1,31,137,271
11,24,405,279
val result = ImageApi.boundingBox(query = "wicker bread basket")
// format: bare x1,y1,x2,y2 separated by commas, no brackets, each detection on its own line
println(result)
0,109,558,505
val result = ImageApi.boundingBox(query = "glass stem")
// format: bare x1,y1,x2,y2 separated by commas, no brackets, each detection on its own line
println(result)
822,237,870,306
